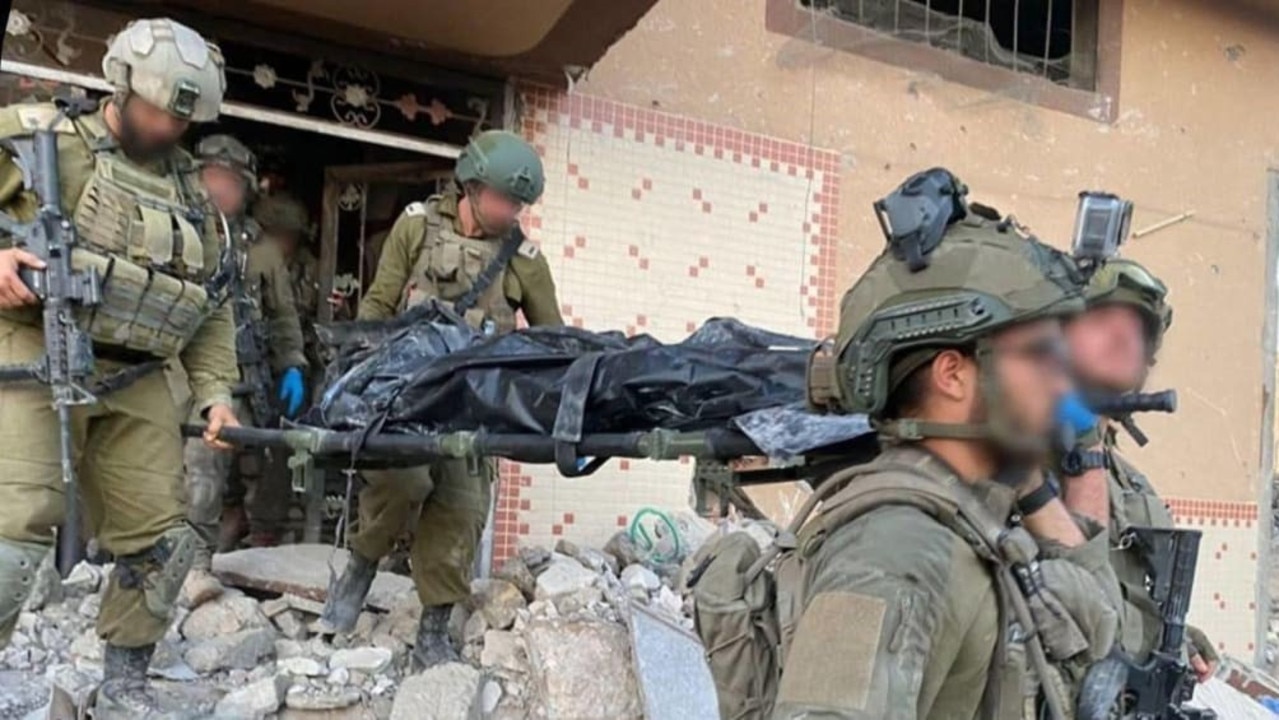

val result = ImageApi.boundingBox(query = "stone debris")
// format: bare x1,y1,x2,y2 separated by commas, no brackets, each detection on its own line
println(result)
390,662,480,720
212,545,413,611
2,527,721,720
214,674,290,719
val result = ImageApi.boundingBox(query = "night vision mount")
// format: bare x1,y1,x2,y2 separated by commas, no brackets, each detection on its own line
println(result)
874,167,968,272
1072,191,1133,275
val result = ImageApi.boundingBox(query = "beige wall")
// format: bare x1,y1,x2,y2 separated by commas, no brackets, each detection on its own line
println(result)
582,0,1279,506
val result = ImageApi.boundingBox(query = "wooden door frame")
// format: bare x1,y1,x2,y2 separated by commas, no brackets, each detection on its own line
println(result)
318,162,456,322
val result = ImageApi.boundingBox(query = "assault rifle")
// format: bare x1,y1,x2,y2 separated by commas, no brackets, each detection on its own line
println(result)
1124,527,1215,719
0,96,102,576
1077,527,1213,720
227,245,281,429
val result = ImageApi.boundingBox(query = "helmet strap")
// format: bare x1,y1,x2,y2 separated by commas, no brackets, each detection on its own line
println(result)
875,338,1048,459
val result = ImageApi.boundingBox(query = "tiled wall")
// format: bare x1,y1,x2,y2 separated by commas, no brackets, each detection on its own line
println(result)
489,86,840,566
487,86,1260,662
1170,498,1261,658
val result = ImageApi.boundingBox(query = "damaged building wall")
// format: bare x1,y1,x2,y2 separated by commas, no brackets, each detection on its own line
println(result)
499,0,1279,662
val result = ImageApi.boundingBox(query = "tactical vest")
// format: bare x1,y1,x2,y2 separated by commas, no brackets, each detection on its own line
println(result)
1106,446,1176,660
692,454,1093,720
26,106,214,358
400,196,518,334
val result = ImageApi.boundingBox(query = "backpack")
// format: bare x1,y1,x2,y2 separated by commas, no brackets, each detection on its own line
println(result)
688,453,1079,720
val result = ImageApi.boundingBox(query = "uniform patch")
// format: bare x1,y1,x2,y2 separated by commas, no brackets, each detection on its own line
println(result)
517,240,540,259
404,202,427,217
777,591,886,711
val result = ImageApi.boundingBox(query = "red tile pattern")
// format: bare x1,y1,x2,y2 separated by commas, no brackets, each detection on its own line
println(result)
488,84,842,568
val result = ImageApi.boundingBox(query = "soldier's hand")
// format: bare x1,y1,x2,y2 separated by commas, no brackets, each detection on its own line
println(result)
204,403,241,451
0,248,45,309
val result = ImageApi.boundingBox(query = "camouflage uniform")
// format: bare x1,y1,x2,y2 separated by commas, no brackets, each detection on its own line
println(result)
323,131,560,671
0,19,235,718
769,172,1118,720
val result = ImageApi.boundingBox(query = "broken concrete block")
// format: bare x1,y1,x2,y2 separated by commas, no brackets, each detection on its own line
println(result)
329,646,392,674
479,630,526,673
278,656,326,677
185,627,276,674
471,579,526,630
182,594,270,641
492,557,536,600
463,610,489,645
212,545,412,611
604,531,644,569
214,674,290,720
275,609,309,640
524,618,642,719
621,565,661,595
284,685,363,711
533,558,596,602
391,662,480,720
517,546,552,575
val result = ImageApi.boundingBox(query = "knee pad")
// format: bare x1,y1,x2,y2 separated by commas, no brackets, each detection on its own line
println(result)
0,539,51,643
111,524,198,619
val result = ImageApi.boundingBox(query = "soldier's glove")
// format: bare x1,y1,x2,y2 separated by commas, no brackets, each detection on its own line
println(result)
278,367,306,418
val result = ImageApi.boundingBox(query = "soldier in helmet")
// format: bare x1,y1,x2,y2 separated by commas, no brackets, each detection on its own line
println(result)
0,18,239,717
1062,258,1218,681
321,130,562,669
255,194,323,378
180,135,307,605
773,171,1119,720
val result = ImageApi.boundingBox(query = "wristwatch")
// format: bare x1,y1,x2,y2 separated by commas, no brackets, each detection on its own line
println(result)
1016,480,1059,516
1061,447,1108,477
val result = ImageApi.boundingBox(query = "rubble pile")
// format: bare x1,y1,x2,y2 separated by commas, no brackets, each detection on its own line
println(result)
0,514,726,720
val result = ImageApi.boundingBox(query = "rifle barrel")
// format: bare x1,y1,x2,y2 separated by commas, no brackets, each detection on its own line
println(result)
1088,389,1177,416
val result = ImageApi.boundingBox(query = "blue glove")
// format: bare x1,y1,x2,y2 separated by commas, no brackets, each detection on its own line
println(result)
1056,392,1097,436
278,367,305,418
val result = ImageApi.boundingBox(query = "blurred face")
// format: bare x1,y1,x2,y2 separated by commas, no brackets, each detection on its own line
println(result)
113,95,190,162
472,185,523,235
1066,305,1147,393
200,165,247,217
986,319,1072,440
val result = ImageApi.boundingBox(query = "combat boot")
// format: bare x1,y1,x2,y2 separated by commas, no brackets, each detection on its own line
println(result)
319,551,377,633
411,604,460,671
93,644,195,719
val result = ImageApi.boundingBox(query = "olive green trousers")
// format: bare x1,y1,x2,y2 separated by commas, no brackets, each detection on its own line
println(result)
351,458,492,606
0,318,191,648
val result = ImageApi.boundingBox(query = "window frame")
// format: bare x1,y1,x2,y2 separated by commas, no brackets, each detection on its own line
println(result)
765,0,1123,123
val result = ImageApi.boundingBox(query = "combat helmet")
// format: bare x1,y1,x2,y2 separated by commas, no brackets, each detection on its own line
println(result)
810,168,1085,446
455,130,544,205
103,18,226,122
253,194,311,237
196,134,258,192
1082,258,1171,357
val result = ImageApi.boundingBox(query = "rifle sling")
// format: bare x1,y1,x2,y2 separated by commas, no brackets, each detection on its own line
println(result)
452,227,525,316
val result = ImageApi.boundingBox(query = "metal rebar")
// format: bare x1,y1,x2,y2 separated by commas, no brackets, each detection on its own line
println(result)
1043,0,1054,77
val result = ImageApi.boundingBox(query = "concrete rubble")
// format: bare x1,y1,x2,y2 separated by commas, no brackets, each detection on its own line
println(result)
0,517,719,720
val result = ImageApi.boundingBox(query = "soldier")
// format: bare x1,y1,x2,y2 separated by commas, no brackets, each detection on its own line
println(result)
0,19,239,717
256,194,323,375
216,192,317,549
774,177,1118,720
321,130,562,669
1062,258,1218,679
181,135,307,605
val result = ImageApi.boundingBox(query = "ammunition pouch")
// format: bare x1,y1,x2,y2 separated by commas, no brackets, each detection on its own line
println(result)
71,146,212,358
